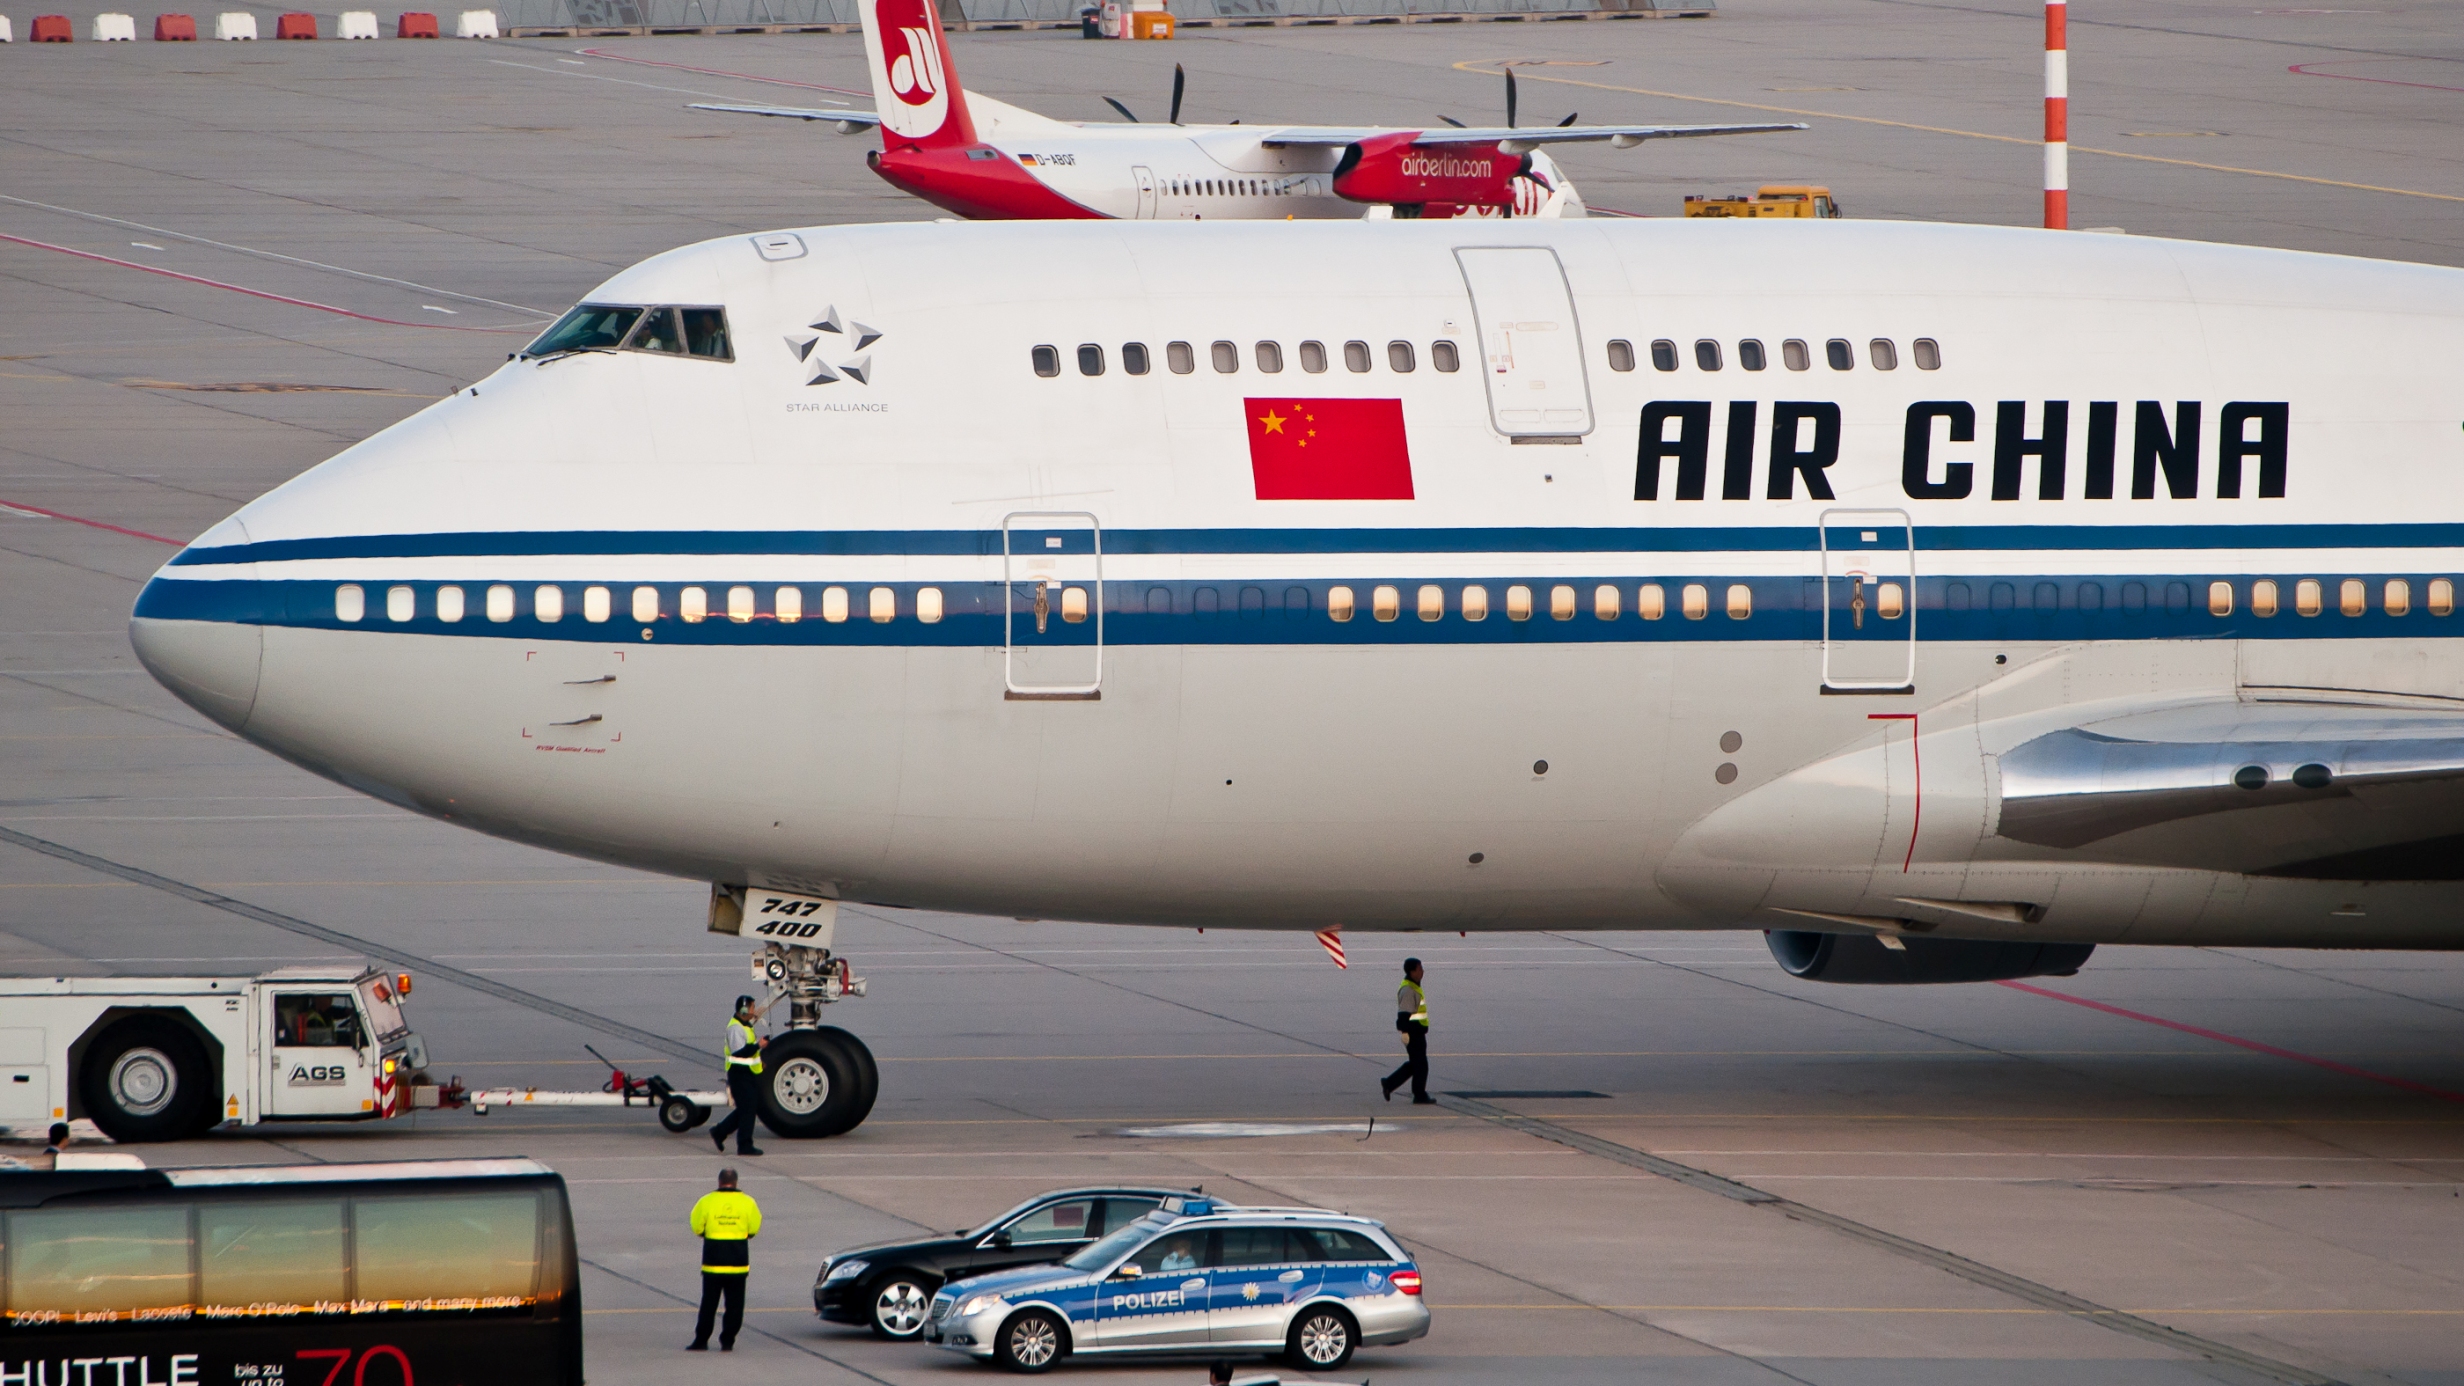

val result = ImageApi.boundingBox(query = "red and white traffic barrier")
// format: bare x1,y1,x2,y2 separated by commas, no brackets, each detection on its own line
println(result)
397,10,438,33
2044,0,2068,230
213,9,255,36
454,8,497,36
29,13,73,40
274,10,316,36
93,12,136,37
337,9,378,36
155,12,198,37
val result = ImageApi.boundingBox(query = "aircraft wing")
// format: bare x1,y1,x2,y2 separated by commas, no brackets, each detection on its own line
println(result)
1259,121,1805,152
689,103,882,134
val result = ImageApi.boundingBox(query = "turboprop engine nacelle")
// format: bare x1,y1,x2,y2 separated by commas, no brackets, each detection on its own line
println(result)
1332,133,1523,213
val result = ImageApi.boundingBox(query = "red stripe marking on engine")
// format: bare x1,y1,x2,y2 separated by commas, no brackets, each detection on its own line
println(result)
0,234,535,333
1997,980,2464,1104
0,498,181,546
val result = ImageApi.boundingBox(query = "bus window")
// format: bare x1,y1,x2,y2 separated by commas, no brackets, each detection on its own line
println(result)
200,1200,348,1311
355,1192,544,1302
7,1206,192,1318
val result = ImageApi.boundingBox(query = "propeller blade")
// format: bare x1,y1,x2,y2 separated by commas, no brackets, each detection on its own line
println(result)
1170,63,1185,125
1438,115,1467,128
1557,111,1578,127
1104,96,1140,123
1506,68,1517,129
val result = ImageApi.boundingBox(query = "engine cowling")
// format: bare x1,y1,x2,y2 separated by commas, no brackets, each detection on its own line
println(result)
1766,930,2094,984
1332,132,1523,213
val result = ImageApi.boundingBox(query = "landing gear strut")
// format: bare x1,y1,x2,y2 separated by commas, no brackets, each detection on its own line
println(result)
710,886,880,1138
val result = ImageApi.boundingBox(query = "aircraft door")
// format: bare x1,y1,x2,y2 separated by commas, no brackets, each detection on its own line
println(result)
1454,246,1593,441
1819,508,1916,693
1003,512,1103,701
1133,165,1158,219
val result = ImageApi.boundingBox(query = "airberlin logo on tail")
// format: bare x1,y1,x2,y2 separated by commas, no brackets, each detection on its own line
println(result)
867,0,953,140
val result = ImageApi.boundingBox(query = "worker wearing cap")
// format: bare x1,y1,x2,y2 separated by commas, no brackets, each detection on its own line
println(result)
687,1168,762,1352
709,994,767,1156
1380,958,1433,1104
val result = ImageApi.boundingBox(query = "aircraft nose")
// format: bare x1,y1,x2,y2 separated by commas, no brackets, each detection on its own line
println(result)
130,609,264,734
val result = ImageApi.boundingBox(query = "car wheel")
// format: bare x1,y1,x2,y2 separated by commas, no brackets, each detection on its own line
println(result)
994,1309,1066,1374
869,1273,936,1340
79,1017,212,1144
1286,1305,1357,1371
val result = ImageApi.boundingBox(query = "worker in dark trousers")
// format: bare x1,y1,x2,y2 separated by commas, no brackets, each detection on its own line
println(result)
710,994,768,1156
1381,957,1433,1104
687,1168,762,1351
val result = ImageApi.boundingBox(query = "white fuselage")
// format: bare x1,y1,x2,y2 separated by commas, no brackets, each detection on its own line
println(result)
131,219,2464,948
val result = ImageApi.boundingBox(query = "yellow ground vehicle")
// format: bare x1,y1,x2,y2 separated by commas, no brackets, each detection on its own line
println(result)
1683,185,1842,219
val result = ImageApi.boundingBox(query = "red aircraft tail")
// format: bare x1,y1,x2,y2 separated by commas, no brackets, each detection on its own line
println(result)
861,0,978,150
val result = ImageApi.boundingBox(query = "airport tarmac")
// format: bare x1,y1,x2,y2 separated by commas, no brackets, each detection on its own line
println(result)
4,2,2464,1383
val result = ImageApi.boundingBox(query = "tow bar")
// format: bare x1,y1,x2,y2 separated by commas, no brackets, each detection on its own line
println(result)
416,1045,728,1133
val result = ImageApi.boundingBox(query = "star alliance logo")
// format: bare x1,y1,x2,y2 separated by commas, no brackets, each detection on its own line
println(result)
785,305,881,386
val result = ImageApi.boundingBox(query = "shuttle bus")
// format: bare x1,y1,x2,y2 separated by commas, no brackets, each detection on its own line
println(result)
0,1158,581,1386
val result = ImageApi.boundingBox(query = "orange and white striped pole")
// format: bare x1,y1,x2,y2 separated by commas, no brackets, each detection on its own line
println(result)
2044,0,2068,229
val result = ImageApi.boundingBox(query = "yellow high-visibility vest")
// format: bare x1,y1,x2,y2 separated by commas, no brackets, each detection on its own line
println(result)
691,1189,763,1272
1401,979,1428,1025
725,1017,763,1075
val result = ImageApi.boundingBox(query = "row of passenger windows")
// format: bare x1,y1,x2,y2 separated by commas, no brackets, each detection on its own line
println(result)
1035,339,1459,378
1164,177,1313,198
332,577,2458,628
331,580,1754,625
1609,336,1942,373
1972,576,2458,618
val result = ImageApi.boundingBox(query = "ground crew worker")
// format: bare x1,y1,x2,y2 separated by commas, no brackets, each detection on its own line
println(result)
710,994,767,1156
1381,957,1433,1104
687,1168,762,1352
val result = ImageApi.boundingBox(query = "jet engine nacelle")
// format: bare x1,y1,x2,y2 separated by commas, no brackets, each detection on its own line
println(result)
1332,132,1523,214
1766,930,2095,984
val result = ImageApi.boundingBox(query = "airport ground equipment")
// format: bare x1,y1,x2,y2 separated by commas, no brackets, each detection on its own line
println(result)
1683,184,1841,218
0,966,429,1142
425,1044,727,1131
708,886,881,1138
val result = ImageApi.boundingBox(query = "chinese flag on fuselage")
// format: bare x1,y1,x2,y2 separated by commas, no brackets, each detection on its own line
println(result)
1244,398,1415,501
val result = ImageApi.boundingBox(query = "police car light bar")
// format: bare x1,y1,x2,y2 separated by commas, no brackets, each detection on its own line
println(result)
1160,1196,1217,1217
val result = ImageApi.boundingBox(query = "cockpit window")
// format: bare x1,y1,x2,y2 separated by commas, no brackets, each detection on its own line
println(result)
525,304,641,357
680,308,732,360
626,307,686,355
528,304,734,361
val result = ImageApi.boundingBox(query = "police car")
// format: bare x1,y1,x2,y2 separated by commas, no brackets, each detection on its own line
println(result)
922,1196,1429,1373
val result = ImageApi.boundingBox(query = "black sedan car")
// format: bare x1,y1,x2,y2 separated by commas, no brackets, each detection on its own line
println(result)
816,1186,1190,1339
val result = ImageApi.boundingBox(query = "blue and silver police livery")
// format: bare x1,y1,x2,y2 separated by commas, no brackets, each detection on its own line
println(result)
920,1196,1429,1373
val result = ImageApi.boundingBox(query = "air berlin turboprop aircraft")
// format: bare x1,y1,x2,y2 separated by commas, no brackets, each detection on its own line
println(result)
130,216,2464,1137
690,0,1801,220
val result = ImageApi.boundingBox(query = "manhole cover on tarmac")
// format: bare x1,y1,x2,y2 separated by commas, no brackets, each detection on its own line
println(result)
1447,1090,1611,1099
1111,1121,1373,1138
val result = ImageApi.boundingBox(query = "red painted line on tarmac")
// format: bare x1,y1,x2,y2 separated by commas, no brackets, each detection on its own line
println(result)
0,234,535,333
575,47,869,97
2288,60,2464,94
0,498,181,546
1997,979,2464,1104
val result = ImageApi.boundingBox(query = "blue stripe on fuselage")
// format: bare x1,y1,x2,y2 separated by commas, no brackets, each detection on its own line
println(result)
133,574,2464,645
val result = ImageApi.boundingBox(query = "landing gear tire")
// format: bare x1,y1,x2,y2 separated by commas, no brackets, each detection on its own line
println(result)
994,1309,1067,1373
755,1030,866,1138
659,1095,709,1133
816,1026,878,1129
80,1017,212,1144
867,1271,937,1340
1285,1305,1357,1372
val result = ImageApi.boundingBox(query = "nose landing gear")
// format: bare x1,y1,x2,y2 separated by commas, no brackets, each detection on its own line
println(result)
711,886,880,1138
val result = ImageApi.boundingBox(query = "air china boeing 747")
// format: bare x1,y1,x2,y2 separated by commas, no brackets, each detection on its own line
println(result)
129,217,2464,1135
